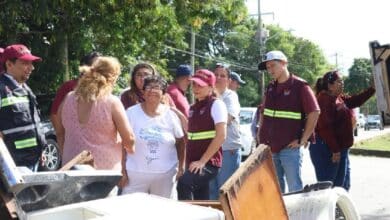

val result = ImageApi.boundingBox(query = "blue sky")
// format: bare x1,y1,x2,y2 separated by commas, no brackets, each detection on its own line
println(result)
246,0,390,74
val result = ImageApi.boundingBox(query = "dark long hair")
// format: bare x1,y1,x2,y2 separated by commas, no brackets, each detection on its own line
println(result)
129,62,157,93
315,70,340,95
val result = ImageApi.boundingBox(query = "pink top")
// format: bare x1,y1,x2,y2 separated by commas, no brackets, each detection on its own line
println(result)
61,92,122,170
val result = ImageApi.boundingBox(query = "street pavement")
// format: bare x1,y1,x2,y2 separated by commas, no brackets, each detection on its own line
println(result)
301,126,390,220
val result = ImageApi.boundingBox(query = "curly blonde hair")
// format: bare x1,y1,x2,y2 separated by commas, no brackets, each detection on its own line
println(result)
75,56,121,102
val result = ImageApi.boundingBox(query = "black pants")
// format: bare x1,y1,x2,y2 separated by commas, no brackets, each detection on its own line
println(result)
177,164,219,200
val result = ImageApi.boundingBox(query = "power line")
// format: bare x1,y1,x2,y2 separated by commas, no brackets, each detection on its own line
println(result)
181,26,259,56
164,44,257,71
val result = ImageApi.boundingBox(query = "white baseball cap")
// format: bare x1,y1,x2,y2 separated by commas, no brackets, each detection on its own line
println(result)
258,50,287,70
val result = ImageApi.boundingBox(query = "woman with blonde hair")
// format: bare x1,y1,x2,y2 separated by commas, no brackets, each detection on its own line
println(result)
57,56,135,173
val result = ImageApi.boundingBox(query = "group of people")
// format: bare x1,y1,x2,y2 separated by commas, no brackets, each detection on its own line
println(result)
0,43,375,201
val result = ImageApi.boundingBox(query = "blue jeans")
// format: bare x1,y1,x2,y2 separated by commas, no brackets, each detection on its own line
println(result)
272,147,303,193
209,149,241,200
177,163,219,200
309,136,350,191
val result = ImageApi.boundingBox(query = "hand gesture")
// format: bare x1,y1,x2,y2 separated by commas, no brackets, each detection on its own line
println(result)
189,160,205,174
332,152,341,163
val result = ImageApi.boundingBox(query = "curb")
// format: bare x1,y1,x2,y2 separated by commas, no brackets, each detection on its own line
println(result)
350,148,390,158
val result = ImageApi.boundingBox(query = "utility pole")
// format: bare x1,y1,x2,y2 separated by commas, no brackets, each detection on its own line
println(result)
257,0,265,99
189,28,196,104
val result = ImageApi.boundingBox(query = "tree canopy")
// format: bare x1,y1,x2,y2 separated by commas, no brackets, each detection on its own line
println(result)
1,0,333,108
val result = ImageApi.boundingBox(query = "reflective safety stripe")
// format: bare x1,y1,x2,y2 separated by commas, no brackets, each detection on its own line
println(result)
187,130,216,140
14,138,37,149
263,108,302,120
1,96,29,107
2,124,36,135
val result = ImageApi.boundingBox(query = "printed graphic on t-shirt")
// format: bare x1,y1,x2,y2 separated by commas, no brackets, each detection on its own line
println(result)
139,126,163,165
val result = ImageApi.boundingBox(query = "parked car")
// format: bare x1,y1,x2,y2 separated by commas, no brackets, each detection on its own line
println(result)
36,94,61,171
357,113,366,129
239,107,257,159
39,120,61,171
353,113,366,136
364,114,383,130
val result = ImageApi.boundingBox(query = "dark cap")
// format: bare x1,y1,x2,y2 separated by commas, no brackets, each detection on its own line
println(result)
190,69,216,87
176,64,192,77
230,71,245,84
2,44,42,62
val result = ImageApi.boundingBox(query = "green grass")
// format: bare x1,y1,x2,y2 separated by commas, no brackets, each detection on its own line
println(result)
354,134,390,151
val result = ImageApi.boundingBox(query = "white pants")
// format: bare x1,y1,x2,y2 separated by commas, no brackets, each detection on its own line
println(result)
122,166,177,199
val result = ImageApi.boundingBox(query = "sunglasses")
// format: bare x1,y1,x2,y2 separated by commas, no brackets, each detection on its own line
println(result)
327,71,339,83
215,63,230,69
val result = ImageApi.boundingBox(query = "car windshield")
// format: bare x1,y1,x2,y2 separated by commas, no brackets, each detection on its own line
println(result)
367,115,380,121
240,110,254,125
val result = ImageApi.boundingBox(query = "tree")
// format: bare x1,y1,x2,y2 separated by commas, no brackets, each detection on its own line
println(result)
344,58,372,95
1,0,331,110
265,25,330,86
344,58,376,114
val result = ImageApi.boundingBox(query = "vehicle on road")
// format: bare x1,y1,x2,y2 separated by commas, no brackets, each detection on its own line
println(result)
357,113,366,129
239,107,257,159
36,94,61,171
39,120,61,171
364,114,383,130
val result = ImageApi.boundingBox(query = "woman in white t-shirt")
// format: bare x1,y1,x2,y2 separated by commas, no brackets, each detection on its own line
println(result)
121,75,185,198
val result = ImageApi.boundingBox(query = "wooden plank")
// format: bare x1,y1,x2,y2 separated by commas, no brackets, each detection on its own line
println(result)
219,144,288,220
59,150,94,171
183,200,223,210
0,189,18,220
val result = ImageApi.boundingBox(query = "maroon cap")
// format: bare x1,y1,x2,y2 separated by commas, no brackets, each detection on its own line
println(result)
190,69,216,87
2,44,42,62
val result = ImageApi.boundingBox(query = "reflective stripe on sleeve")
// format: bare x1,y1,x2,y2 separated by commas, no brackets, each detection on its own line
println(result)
14,138,37,149
1,96,29,107
2,124,36,135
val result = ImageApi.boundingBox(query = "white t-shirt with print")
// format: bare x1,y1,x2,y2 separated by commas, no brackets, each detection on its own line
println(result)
125,104,184,173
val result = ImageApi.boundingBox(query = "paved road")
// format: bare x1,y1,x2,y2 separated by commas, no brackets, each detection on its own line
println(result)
301,126,390,220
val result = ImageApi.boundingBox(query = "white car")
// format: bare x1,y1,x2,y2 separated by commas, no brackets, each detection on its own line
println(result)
357,113,366,128
239,107,257,158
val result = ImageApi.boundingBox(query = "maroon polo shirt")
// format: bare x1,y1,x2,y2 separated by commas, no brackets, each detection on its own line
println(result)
316,87,375,152
50,79,78,115
167,83,190,118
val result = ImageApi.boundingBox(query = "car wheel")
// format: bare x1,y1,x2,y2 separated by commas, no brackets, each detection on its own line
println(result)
40,138,61,171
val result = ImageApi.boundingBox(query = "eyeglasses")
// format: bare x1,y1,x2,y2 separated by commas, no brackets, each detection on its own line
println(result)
135,71,151,78
144,85,162,91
